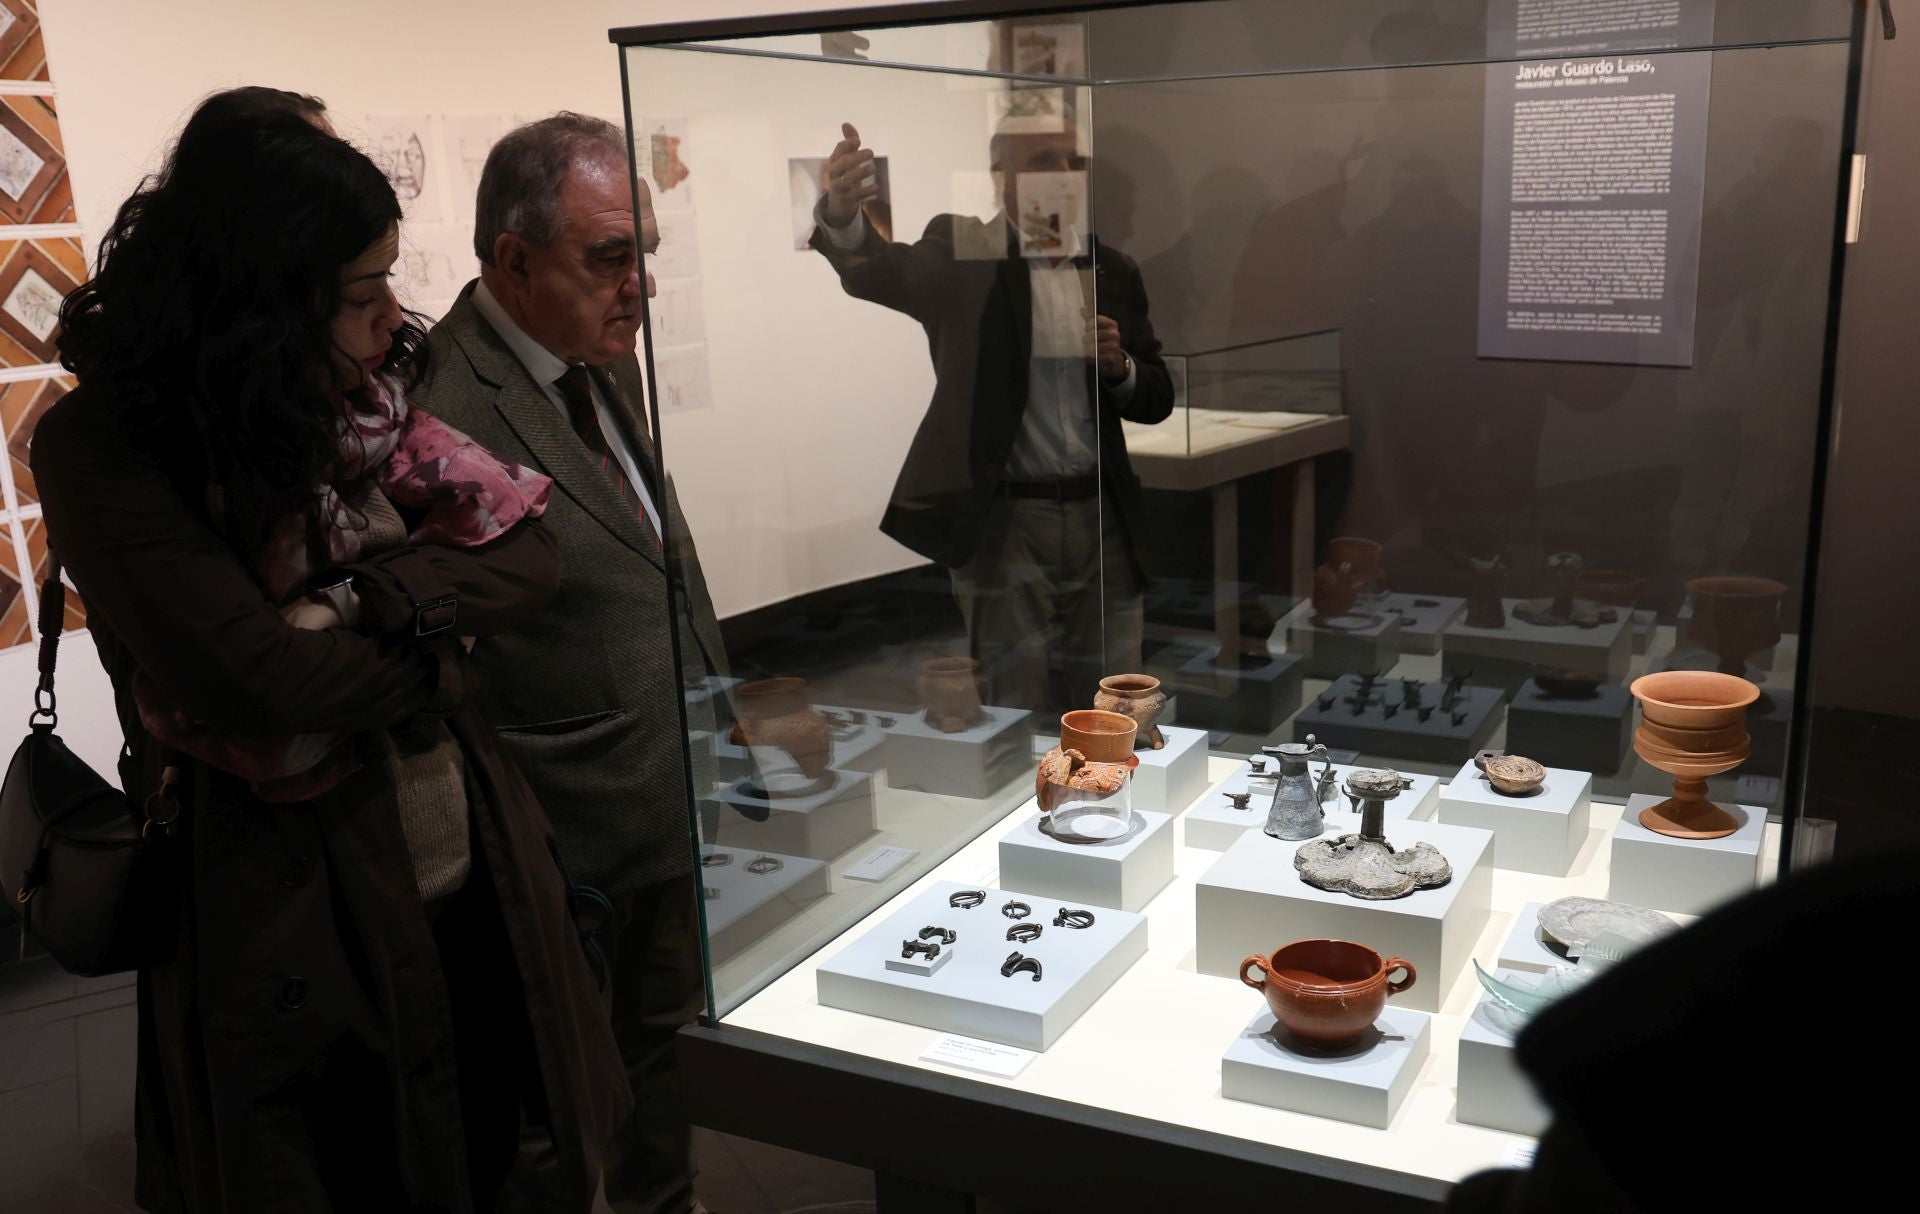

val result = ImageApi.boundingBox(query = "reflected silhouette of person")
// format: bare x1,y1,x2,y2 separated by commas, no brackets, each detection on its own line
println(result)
809,119,1174,714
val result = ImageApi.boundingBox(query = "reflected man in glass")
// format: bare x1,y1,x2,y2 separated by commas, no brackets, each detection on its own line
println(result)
810,115,1173,714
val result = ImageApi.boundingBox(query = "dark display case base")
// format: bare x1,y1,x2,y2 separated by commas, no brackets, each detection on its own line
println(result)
1294,674,1504,765
1505,678,1633,776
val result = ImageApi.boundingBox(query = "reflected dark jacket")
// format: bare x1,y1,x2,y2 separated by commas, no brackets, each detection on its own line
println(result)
413,282,726,896
32,388,630,1214
810,213,1175,575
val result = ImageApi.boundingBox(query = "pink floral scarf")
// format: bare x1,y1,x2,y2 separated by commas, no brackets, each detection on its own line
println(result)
135,376,552,800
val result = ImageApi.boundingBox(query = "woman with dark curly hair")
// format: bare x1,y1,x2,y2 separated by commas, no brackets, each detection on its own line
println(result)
35,88,629,1212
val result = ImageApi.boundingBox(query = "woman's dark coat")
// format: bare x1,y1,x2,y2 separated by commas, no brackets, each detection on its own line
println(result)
32,388,631,1213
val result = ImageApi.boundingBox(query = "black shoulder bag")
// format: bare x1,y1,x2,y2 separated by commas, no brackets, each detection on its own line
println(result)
0,562,182,975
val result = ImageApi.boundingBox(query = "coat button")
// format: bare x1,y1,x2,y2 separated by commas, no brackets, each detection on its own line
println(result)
280,854,313,888
278,977,309,1011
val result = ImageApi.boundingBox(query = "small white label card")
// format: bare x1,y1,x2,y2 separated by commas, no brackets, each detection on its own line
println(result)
1500,1140,1540,1169
920,1033,1036,1079
1736,774,1780,805
844,845,919,883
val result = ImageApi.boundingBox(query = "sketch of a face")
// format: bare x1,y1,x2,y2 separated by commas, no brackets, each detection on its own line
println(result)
0,125,45,202
378,130,427,201
3,268,63,343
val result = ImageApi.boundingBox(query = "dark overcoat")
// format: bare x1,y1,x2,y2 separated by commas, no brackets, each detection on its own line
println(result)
32,387,631,1213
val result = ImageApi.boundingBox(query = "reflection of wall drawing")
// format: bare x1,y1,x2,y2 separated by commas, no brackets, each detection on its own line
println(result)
0,239,79,364
444,114,507,225
364,113,444,221
0,98,66,224
649,277,706,346
988,86,1067,136
652,345,711,414
1009,23,1086,78
0,0,48,84
2,264,57,339
1014,170,1086,258
650,210,701,279
640,116,693,209
0,123,41,200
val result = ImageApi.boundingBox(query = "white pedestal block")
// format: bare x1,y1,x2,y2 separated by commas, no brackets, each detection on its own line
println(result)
1456,977,1549,1136
1132,725,1210,814
1195,814,1494,1013
1378,593,1467,655
1280,601,1404,680
1608,794,1766,915
1221,1004,1431,1129
1441,597,1632,692
1495,902,1567,974
1437,761,1592,876
699,846,832,964
712,769,878,861
998,809,1175,912
816,880,1148,1051
885,705,1033,800
886,947,954,977
1183,764,1441,853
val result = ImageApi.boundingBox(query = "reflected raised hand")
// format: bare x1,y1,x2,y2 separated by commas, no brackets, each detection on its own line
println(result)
823,121,882,228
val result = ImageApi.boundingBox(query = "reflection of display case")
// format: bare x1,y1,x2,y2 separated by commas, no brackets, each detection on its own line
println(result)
620,1,1860,1205
1131,328,1342,458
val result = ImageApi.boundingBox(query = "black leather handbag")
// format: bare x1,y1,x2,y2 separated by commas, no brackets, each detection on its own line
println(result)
0,562,181,975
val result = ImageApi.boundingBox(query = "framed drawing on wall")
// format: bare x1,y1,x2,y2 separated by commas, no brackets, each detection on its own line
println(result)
0,101,61,224
0,1,39,82
0,242,75,363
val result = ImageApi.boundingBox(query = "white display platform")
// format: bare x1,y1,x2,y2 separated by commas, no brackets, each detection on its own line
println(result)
1221,1004,1431,1129
1494,899,1688,975
700,846,832,964
1027,723,1208,816
884,704,1034,800
1379,593,1467,655
712,769,878,861
998,808,1175,912
1608,794,1766,915
1184,763,1441,853
1195,813,1495,1013
1495,902,1567,974
1436,761,1592,877
1280,600,1403,680
816,880,1148,1051
1456,974,1549,1136
1167,642,1306,734
1441,597,1632,691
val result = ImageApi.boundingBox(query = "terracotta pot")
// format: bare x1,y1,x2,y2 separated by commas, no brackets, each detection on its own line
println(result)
1628,671,1760,839
1094,673,1167,750
729,676,833,780
1328,537,1384,586
1574,569,1646,609
1310,562,1358,618
1035,710,1139,812
918,656,987,734
1240,939,1415,1049
1685,576,1786,676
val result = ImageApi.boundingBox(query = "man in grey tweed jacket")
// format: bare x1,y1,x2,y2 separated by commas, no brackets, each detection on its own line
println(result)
414,113,725,1214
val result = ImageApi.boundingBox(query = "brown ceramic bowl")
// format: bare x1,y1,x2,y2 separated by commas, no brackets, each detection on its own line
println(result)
1629,670,1759,838
1058,709,1139,762
1573,569,1646,608
1629,671,1759,733
1094,674,1168,750
1328,537,1384,584
1240,939,1415,1049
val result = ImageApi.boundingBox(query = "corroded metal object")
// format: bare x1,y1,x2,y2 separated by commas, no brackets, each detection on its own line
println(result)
1261,735,1336,841
1294,769,1453,900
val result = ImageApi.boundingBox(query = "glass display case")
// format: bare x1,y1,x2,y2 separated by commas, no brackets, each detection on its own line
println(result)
618,0,1861,1203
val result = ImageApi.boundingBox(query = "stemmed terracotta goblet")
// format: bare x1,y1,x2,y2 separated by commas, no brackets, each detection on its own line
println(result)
1628,670,1759,839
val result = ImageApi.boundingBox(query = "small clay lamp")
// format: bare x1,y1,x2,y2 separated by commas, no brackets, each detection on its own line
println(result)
1473,750,1545,797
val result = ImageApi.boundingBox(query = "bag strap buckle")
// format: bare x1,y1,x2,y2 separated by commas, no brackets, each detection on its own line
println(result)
142,766,182,840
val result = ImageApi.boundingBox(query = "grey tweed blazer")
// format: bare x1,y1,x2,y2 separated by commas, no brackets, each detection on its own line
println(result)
414,281,726,894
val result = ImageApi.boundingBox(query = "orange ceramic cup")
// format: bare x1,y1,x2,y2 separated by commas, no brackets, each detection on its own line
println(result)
1240,939,1416,1048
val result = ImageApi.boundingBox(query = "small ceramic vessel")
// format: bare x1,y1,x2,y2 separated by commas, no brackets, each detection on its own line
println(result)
1628,670,1759,839
1240,938,1416,1049
1093,673,1167,750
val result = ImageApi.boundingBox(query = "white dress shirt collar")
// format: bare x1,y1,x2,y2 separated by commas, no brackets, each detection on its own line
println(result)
472,278,574,386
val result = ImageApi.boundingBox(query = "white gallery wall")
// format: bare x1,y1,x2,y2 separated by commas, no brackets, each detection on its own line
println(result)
6,0,928,773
